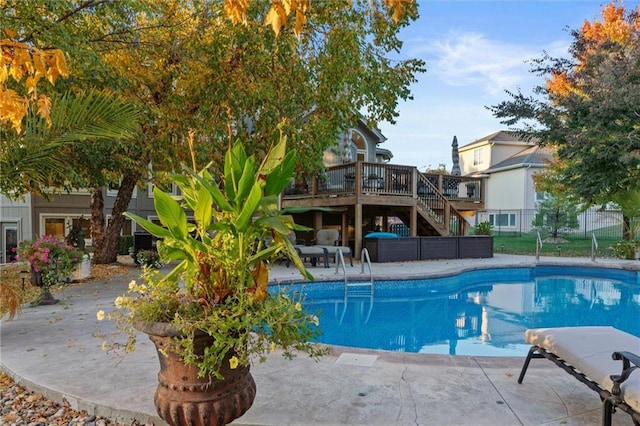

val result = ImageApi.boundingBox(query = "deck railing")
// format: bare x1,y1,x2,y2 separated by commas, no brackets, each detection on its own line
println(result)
288,161,483,202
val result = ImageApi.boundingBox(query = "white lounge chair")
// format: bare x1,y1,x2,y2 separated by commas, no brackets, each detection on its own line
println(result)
313,229,353,266
518,326,640,426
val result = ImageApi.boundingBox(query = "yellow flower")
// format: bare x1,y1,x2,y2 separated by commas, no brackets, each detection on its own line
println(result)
101,341,108,351
229,356,239,369
270,342,276,353
295,302,302,311
114,296,125,308
128,280,137,291
96,310,105,321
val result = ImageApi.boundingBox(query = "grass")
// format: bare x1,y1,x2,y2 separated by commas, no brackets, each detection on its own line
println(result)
493,235,620,257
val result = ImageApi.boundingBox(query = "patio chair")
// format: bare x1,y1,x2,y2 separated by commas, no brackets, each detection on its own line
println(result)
518,326,640,426
313,229,353,266
285,231,329,268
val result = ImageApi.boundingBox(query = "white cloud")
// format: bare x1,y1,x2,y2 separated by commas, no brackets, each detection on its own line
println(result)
411,31,568,96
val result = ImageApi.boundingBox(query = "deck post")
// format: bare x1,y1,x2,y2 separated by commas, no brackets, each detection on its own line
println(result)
410,206,417,237
354,203,362,259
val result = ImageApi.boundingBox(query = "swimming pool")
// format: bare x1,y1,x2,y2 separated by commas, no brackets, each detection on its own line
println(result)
278,265,640,357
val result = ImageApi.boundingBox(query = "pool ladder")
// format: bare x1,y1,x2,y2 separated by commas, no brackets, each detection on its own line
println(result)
337,248,374,324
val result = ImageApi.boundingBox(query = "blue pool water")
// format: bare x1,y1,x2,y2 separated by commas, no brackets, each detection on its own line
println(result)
276,266,640,357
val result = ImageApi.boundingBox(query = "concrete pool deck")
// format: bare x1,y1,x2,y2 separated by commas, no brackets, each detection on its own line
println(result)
1,254,639,425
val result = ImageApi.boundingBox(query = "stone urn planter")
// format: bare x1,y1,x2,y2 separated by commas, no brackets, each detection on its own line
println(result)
136,321,256,426
30,270,59,305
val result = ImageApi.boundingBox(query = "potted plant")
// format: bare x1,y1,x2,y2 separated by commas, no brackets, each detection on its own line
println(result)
135,249,162,268
98,136,326,426
16,235,84,305
65,223,92,281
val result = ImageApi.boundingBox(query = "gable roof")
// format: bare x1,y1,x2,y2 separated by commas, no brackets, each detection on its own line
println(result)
459,130,534,151
485,145,555,173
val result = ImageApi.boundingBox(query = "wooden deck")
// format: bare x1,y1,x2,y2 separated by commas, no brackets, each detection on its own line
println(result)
281,162,485,258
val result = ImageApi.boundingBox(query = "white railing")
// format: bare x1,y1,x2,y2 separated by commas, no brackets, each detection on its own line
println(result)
335,249,348,288
360,248,374,287
536,231,543,261
339,248,375,325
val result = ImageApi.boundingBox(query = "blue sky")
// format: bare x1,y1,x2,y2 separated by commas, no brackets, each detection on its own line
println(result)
378,0,640,171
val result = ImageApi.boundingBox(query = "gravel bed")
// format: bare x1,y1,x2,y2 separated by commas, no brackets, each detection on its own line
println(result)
0,373,150,426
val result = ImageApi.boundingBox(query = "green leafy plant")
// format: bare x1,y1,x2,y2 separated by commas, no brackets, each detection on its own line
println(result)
135,249,162,268
474,221,494,235
16,235,83,278
65,223,86,251
609,239,640,260
15,235,84,302
99,136,327,378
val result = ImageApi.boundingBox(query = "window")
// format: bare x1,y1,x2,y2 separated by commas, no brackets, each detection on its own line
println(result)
107,215,133,236
147,162,178,198
473,148,484,166
106,180,137,198
488,213,516,227
2,224,18,263
535,191,547,201
42,215,92,245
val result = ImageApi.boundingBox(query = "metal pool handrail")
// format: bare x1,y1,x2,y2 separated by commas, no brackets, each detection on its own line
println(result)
360,248,373,284
335,249,348,288
536,231,543,261
592,233,598,262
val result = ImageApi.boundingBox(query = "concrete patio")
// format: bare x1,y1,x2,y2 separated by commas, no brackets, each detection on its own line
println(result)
1,254,638,425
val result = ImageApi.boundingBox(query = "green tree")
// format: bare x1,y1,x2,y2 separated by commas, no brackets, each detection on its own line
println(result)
488,2,640,240
0,90,140,198
2,0,425,263
532,197,580,240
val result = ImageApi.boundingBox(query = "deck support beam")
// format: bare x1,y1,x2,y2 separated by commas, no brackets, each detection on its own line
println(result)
354,204,362,259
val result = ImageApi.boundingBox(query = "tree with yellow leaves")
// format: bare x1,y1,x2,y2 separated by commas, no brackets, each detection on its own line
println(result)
0,29,68,132
0,25,140,199
2,0,424,264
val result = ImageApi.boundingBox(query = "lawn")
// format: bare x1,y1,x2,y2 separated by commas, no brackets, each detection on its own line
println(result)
493,235,620,257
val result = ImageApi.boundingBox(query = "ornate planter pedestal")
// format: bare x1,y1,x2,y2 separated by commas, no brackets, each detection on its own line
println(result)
137,321,256,426
30,271,59,305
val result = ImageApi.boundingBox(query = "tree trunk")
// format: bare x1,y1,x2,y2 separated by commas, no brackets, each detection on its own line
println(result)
623,214,633,241
92,173,140,264
90,188,105,263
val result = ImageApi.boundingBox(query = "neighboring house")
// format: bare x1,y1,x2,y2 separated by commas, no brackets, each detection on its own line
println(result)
458,131,553,231
0,183,159,263
459,130,620,237
0,194,32,263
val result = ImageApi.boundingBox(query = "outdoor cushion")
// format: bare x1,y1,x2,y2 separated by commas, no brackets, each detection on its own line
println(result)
523,326,640,416
364,232,399,238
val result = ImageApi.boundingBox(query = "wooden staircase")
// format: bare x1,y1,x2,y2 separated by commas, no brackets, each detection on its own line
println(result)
395,174,467,236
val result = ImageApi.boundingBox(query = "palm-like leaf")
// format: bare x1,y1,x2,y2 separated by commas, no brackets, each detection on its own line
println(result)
0,89,140,198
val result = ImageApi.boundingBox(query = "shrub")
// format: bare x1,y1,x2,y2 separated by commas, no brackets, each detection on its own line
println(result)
118,235,134,255
135,249,162,268
609,240,639,259
475,221,493,235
